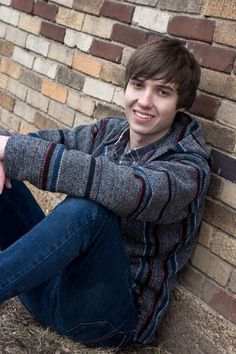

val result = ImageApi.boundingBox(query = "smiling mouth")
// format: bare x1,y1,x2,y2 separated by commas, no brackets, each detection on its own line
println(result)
133,110,155,120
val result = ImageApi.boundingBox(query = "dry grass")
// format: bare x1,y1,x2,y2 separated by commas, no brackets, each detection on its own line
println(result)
0,298,165,354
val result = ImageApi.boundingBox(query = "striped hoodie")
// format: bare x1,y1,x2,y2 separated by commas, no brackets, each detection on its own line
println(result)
4,112,211,344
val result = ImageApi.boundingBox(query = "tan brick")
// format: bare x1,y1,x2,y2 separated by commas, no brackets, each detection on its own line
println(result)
7,78,28,101
72,53,102,78
0,108,20,131
229,269,236,293
191,244,211,273
82,15,113,39
203,0,236,20
198,221,213,248
26,89,49,112
220,179,236,209
206,254,232,286
204,199,235,237
100,62,125,86
73,0,103,15
0,59,21,79
19,119,37,134
0,92,15,111
0,72,8,89
56,7,84,31
35,112,59,130
67,91,95,116
94,102,124,120
42,80,67,103
74,112,94,127
18,13,41,34
211,230,236,266
178,264,205,296
48,43,73,66
199,68,236,101
216,100,236,129
48,100,74,127
214,21,236,47
14,100,36,123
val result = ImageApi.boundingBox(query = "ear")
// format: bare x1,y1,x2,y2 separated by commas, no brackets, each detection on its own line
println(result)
177,107,186,112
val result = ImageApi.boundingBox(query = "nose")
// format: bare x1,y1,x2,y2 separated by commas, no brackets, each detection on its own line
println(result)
137,88,153,108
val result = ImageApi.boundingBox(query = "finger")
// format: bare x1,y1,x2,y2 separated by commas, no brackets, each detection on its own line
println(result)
5,178,12,189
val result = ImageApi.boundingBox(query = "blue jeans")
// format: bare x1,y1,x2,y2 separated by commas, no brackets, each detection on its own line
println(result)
0,181,138,348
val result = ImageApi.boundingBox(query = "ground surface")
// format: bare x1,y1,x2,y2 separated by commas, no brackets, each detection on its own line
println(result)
0,298,165,354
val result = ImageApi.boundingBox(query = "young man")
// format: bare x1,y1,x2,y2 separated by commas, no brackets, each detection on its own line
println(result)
0,38,210,348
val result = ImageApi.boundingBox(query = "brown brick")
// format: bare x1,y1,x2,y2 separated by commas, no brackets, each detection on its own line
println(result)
57,66,85,90
200,119,236,153
40,21,65,43
94,102,124,120
101,62,125,86
12,0,34,14
100,1,134,24
210,149,236,183
203,0,236,20
202,280,236,324
72,53,102,78
20,69,42,91
34,1,58,21
168,16,215,43
147,33,166,44
0,40,14,57
0,93,15,111
41,80,67,103
19,120,37,135
187,42,236,73
0,59,21,79
189,93,221,120
111,23,147,48
178,264,205,296
73,0,103,15
90,39,123,63
207,174,223,199
35,112,59,129
204,199,236,237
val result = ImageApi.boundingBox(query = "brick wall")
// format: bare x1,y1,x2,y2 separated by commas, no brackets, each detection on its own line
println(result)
0,0,235,352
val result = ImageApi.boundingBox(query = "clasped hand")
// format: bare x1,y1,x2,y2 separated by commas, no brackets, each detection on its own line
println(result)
0,136,12,194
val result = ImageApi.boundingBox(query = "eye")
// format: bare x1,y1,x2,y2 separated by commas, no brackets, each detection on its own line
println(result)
158,89,170,96
130,80,144,89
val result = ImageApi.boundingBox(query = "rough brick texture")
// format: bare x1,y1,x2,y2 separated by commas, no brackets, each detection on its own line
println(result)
189,93,221,120
73,0,103,15
0,92,15,111
72,52,102,78
214,21,236,47
112,23,147,47
168,16,215,42
188,41,236,73
0,39,14,57
202,280,236,324
160,0,204,14
203,0,236,20
11,0,33,13
34,1,58,21
41,80,67,103
211,149,236,183
40,21,65,43
90,39,123,63
57,66,85,90
100,1,134,24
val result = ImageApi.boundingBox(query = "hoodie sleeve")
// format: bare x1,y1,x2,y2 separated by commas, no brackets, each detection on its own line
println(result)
4,133,210,224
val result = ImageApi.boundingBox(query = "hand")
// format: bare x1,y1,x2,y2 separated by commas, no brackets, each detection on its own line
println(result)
0,135,9,159
0,160,12,194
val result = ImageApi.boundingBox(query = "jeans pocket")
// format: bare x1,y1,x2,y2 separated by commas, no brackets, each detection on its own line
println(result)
64,320,135,348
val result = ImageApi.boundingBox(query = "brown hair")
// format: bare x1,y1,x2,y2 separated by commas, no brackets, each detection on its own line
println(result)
124,37,200,109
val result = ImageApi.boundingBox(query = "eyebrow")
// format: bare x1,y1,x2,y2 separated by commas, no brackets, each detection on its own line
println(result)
132,78,175,91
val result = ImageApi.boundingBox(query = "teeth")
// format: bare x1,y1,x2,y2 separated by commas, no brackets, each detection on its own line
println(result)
135,111,154,119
